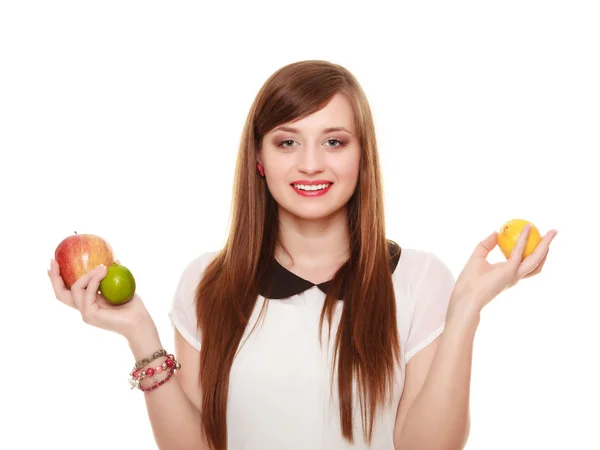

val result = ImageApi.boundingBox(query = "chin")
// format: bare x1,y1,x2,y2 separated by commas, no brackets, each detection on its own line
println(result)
269,184,356,222
278,202,347,222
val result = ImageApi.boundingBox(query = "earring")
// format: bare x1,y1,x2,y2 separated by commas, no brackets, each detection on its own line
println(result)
257,163,265,177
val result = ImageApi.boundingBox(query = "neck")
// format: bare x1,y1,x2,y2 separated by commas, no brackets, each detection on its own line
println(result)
276,207,350,268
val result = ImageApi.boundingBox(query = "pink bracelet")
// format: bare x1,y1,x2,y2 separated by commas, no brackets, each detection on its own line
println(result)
138,368,175,393
128,353,181,389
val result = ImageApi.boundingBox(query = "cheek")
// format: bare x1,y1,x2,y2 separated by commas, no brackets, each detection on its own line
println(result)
264,154,292,179
263,156,292,193
331,149,361,182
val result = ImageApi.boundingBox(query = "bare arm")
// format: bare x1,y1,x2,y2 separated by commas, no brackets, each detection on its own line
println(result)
48,260,210,450
393,306,477,450
393,224,555,449
129,327,210,450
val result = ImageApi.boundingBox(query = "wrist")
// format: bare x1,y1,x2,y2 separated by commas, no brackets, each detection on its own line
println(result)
127,327,163,361
447,295,482,329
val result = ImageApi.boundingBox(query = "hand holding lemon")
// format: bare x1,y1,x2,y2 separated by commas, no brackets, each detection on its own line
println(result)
99,263,137,305
497,218,543,261
449,219,558,316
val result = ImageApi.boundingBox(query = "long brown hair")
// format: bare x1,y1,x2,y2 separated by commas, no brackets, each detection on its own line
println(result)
196,60,400,450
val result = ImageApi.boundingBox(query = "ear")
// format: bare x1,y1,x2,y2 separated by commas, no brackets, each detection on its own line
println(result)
255,140,265,166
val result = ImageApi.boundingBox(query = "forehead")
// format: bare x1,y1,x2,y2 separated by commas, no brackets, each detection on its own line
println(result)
271,93,356,134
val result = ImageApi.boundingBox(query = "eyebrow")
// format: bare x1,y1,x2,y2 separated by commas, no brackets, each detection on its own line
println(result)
272,126,354,135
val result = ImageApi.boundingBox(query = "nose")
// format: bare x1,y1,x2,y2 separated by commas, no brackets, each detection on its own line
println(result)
297,143,325,175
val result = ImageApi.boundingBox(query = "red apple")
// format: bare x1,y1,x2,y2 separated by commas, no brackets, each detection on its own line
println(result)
54,232,115,289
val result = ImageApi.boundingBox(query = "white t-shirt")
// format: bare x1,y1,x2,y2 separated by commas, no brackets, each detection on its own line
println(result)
168,245,455,450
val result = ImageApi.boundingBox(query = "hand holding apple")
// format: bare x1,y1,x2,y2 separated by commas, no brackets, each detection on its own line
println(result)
54,232,136,305
54,232,115,289
49,232,153,340
48,259,156,341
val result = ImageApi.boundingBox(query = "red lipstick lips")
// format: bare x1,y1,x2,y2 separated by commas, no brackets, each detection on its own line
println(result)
290,180,333,197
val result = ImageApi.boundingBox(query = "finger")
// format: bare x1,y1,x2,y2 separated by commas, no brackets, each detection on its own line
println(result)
81,264,107,323
508,224,532,268
519,230,557,277
70,264,107,311
523,249,549,279
470,231,498,260
48,259,75,308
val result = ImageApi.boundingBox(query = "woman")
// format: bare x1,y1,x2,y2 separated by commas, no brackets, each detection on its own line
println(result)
48,60,557,450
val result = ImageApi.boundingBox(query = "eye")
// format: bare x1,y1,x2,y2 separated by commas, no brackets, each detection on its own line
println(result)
276,138,345,149
326,139,344,148
277,139,297,149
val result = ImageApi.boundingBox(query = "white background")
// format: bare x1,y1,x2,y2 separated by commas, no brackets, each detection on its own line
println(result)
1,1,598,449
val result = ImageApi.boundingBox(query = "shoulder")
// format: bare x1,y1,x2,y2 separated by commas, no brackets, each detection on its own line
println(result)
176,250,221,291
391,245,455,293
169,251,221,351
183,250,220,274
170,250,221,318
390,246,456,359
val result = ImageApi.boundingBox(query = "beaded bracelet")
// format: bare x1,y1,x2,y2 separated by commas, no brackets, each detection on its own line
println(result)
129,354,181,389
133,349,168,370
138,368,175,393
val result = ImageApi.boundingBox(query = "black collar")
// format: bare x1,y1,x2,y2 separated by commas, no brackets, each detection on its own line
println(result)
260,240,401,299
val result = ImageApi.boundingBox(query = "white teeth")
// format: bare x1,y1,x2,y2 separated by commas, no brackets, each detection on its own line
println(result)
293,183,330,191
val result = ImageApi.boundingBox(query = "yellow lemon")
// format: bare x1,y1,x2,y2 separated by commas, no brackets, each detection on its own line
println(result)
497,219,542,260
99,263,136,305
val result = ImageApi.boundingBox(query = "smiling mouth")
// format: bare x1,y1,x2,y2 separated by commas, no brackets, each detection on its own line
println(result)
291,183,332,191
290,182,333,197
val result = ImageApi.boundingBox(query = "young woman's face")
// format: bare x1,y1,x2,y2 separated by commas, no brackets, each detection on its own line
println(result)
258,93,361,221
